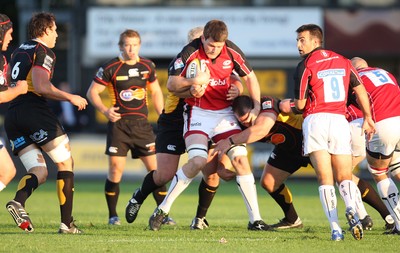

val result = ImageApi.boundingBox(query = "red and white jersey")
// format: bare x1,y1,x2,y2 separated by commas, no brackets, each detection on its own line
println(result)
357,67,400,122
294,47,362,118
169,38,253,110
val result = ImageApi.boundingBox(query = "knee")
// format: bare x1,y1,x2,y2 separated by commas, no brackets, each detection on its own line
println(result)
153,168,176,186
56,157,74,172
30,167,48,184
217,168,236,181
188,156,207,171
260,178,275,193
231,155,251,175
204,173,219,187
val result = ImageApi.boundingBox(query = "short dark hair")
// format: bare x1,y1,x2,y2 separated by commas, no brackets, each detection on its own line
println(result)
118,29,141,47
203,19,228,42
28,12,56,39
232,95,254,117
296,24,323,44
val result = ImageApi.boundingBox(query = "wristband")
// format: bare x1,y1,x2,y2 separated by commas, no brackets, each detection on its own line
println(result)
290,99,303,115
229,137,235,145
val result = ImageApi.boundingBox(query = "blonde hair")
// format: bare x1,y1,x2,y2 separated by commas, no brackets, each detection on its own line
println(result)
187,26,203,43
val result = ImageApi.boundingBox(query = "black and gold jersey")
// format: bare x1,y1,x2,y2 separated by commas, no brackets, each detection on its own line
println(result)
258,96,304,154
93,56,157,119
9,40,56,107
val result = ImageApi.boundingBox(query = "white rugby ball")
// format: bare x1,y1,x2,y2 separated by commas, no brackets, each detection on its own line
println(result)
186,58,201,79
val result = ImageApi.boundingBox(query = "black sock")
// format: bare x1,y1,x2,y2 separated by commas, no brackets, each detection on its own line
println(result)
14,173,39,206
196,179,218,218
152,184,168,206
269,184,298,223
57,171,74,226
357,178,391,220
134,170,160,204
105,179,120,218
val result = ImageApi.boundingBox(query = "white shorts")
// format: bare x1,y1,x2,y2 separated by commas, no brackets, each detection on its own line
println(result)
303,113,351,155
183,106,241,142
349,118,366,157
366,116,400,157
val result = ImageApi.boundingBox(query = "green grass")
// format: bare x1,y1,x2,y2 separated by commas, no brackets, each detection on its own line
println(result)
0,178,398,253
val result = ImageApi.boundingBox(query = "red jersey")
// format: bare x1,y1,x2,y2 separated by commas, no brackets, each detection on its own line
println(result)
346,103,363,122
294,47,362,118
169,38,253,110
357,67,400,122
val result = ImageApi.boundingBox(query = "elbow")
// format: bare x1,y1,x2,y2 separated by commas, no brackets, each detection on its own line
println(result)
167,83,176,93
86,91,92,101
34,86,48,97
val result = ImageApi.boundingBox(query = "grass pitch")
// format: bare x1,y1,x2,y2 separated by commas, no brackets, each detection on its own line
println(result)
0,178,398,253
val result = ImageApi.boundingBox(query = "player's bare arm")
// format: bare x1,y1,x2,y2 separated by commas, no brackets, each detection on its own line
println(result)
167,69,210,93
352,84,375,140
227,74,243,101
213,111,276,157
32,67,87,110
242,71,260,125
86,81,121,122
147,80,164,115
0,80,27,103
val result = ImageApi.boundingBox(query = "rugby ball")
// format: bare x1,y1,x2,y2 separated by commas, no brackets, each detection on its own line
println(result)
186,58,201,79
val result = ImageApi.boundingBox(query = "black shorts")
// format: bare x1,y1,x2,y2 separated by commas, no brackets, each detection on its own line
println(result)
5,103,65,155
155,113,185,155
106,118,156,158
267,146,311,174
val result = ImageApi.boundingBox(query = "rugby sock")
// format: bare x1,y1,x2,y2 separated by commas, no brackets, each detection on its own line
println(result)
152,184,168,206
14,173,39,206
196,178,218,218
338,180,359,212
105,179,120,218
376,178,400,230
319,185,341,232
357,178,391,220
0,181,6,191
236,174,262,223
269,184,298,223
135,170,159,204
57,171,74,226
159,169,192,213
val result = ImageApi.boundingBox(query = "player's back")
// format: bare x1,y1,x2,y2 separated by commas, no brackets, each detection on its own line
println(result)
301,49,352,117
358,67,400,122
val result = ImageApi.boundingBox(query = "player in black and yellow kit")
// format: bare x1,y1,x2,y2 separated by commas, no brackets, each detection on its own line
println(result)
86,29,166,225
4,12,87,234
